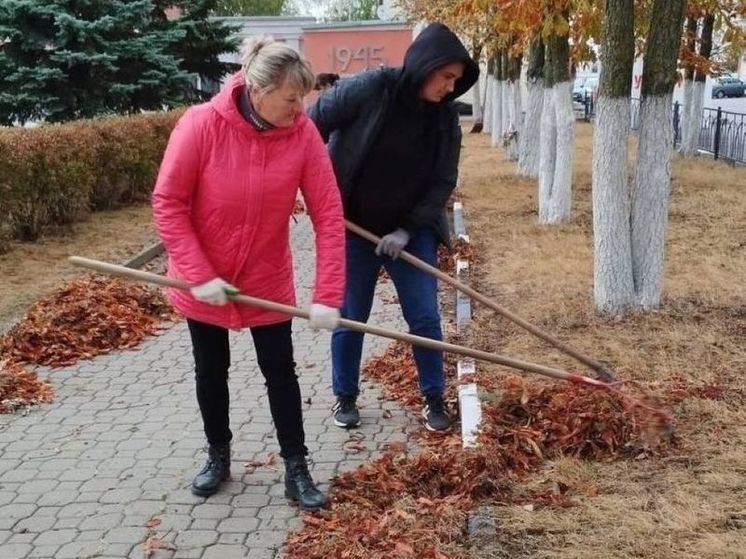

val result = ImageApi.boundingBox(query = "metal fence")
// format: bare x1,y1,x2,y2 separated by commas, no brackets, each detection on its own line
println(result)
582,96,746,165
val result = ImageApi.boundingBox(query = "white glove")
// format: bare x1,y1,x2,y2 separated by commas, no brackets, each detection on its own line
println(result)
308,303,340,330
190,278,238,306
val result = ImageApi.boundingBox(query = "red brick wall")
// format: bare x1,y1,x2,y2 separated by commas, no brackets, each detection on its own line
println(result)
303,28,412,78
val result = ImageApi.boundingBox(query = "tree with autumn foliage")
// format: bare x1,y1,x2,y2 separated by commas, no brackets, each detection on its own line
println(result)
680,1,746,156
487,1,599,223
397,0,593,223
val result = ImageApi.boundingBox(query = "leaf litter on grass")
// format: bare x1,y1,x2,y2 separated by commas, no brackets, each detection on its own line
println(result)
285,339,683,558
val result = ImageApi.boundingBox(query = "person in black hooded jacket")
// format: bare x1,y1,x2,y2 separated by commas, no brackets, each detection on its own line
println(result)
308,23,479,432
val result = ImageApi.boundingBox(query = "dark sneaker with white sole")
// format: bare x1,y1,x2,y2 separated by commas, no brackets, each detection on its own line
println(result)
332,396,360,428
422,393,450,431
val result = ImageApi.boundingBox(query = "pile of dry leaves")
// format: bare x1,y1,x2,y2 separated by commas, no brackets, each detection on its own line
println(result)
286,344,676,558
0,276,172,412
478,375,674,463
1,276,172,367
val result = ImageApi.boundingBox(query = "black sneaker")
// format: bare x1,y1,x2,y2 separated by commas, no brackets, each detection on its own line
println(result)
332,396,360,428
422,393,450,432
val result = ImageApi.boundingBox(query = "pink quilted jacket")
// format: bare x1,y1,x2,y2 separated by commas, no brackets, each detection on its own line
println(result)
152,72,345,329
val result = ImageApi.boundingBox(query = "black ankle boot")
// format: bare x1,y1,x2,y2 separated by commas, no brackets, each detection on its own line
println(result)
284,455,327,511
191,444,230,497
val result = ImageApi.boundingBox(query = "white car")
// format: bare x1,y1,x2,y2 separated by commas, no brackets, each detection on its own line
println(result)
573,74,599,102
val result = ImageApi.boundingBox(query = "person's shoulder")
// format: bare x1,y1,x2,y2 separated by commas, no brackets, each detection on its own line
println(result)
338,68,395,95
295,113,323,139
175,102,218,132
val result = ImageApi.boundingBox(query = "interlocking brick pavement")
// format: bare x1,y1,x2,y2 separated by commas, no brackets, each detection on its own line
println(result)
0,216,419,558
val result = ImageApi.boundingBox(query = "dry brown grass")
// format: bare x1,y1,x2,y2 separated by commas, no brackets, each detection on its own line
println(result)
0,204,156,333
459,123,746,558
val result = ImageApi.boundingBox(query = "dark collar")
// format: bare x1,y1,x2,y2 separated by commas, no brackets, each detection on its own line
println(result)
238,87,275,132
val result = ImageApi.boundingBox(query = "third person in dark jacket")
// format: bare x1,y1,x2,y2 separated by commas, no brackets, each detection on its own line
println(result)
308,23,479,431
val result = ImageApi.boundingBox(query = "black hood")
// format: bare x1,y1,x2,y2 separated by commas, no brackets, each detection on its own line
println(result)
400,22,479,103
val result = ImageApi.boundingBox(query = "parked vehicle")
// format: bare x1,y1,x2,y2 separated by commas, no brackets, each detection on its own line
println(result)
572,77,587,102
573,74,599,102
583,76,599,99
711,76,745,99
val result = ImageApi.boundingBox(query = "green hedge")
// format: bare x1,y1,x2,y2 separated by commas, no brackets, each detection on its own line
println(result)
0,109,185,246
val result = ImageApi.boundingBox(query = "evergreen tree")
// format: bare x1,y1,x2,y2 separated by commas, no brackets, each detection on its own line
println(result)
211,0,288,17
0,0,192,124
325,0,378,22
152,0,241,101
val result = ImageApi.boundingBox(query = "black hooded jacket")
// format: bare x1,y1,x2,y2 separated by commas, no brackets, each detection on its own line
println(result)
308,23,479,243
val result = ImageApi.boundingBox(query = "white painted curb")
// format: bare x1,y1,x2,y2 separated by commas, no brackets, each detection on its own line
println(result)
452,200,482,448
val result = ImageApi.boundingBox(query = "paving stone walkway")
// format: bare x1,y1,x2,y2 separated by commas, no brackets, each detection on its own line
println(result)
0,216,417,559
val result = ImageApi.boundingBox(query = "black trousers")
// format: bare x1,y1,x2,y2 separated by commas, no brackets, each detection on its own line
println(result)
187,318,306,458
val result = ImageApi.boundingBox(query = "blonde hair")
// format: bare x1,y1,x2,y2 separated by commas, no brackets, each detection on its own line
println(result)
242,36,314,95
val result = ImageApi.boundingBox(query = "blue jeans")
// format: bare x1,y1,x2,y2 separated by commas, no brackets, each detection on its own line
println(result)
331,229,444,399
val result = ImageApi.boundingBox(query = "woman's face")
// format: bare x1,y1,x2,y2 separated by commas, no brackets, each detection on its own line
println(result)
252,80,305,128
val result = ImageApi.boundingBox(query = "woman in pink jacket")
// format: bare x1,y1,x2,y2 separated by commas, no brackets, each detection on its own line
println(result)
152,37,345,511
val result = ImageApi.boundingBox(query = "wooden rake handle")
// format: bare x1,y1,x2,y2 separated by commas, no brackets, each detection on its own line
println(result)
68,256,604,387
345,220,616,382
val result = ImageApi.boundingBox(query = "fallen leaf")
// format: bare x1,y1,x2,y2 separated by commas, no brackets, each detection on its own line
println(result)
343,440,367,453
395,541,415,555
382,441,407,453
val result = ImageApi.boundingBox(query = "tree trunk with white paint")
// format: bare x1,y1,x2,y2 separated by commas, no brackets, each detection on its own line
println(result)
519,38,544,177
548,82,574,221
470,43,483,133
539,87,556,222
682,14,714,158
483,59,493,135
471,79,483,128
685,80,705,151
507,54,523,161
491,53,503,148
501,51,511,138
680,78,694,150
630,0,686,309
592,0,636,313
679,17,698,155
538,31,572,224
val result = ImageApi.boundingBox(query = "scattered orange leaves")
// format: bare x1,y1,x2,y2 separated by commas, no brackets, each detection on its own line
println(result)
144,517,161,529
244,452,278,473
659,375,734,403
142,516,174,558
362,341,459,416
343,440,367,454
362,341,428,408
